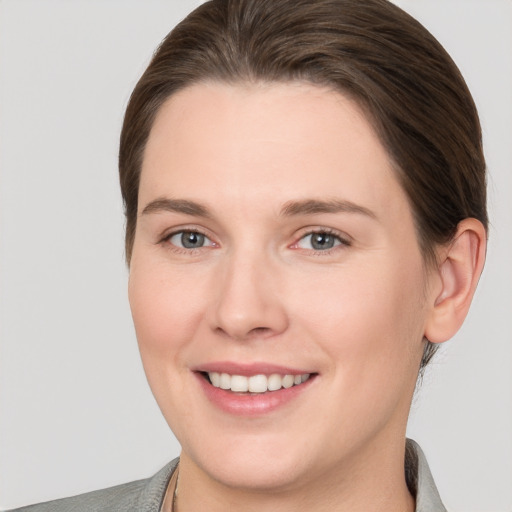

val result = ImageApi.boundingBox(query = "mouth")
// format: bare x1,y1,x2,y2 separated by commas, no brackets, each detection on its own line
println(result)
202,371,313,394
193,362,317,415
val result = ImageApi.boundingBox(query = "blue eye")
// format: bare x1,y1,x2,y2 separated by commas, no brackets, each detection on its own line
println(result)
168,230,214,249
297,231,345,251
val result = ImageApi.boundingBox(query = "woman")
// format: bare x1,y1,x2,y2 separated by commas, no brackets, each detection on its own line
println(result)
6,0,488,510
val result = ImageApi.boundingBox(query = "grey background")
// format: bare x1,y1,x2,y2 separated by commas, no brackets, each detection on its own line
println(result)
0,1,510,510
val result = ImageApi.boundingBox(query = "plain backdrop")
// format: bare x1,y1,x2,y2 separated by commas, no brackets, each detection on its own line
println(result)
0,1,511,510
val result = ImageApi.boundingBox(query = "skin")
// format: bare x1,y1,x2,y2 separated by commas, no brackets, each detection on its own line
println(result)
128,82,485,512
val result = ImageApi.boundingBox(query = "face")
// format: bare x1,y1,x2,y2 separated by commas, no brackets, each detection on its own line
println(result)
129,82,435,491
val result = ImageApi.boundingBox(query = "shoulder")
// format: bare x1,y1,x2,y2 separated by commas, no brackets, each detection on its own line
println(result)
9,479,148,512
6,458,179,512
406,439,447,512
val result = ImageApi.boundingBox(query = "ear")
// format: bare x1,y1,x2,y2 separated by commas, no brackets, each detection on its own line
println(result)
424,218,487,344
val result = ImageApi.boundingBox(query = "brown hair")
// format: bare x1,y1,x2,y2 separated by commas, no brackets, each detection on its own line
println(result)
119,0,487,369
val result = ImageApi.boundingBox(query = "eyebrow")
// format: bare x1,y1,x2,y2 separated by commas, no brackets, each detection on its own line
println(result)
141,198,211,218
140,197,377,220
280,198,377,219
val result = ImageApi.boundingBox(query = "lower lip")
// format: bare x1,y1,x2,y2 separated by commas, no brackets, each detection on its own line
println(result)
195,373,315,416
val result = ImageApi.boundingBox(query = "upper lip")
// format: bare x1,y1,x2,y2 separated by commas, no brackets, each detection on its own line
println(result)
192,361,313,376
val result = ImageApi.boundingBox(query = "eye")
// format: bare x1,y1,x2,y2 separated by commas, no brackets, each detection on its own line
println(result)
296,231,347,251
167,230,215,249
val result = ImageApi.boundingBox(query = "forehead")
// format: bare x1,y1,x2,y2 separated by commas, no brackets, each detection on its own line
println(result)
140,81,409,223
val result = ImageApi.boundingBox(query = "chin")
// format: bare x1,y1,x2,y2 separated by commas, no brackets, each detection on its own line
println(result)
182,429,317,492
201,451,310,491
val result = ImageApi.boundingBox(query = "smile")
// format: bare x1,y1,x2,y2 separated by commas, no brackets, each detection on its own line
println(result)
206,372,311,393
194,363,317,416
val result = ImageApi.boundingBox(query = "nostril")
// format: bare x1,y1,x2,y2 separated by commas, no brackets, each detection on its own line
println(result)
244,326,274,341
214,325,273,341
249,327,271,336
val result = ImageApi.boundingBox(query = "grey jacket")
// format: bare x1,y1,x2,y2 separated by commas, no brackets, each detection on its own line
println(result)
7,440,446,511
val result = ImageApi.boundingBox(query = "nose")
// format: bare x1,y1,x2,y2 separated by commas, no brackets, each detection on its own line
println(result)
210,250,289,342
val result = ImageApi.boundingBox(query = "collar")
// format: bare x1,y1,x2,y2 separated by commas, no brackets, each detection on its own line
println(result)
407,438,447,512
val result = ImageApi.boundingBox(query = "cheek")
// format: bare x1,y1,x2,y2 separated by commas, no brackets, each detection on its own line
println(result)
290,255,426,380
128,257,211,367
295,259,427,447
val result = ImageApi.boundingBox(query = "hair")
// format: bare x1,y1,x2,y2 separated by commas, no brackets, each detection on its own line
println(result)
119,0,487,370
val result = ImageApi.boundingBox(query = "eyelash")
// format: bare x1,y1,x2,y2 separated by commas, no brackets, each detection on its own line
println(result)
159,227,351,255
292,228,352,255
160,228,216,255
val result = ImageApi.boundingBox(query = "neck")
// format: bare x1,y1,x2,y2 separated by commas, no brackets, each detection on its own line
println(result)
173,438,415,512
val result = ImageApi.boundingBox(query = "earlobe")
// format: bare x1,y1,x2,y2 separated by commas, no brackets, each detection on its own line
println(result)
424,218,487,344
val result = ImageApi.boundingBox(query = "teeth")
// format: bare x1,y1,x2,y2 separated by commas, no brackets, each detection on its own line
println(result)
207,372,311,393
248,374,267,393
282,374,294,389
210,372,221,387
230,375,249,392
219,373,231,390
267,373,282,391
